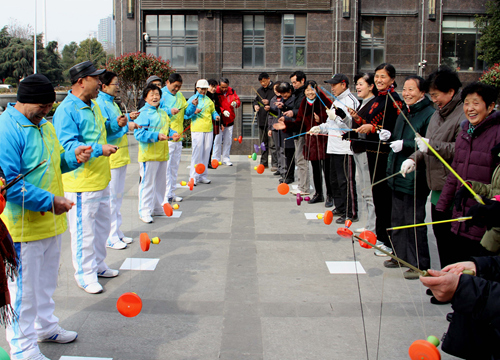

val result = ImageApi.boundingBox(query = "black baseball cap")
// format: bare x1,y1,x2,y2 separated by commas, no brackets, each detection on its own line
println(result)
70,61,105,83
324,74,349,86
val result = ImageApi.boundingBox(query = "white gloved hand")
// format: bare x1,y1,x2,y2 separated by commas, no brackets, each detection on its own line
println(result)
378,129,391,141
230,101,237,108
325,108,336,119
416,136,429,153
309,126,321,134
390,140,403,153
223,110,230,117
400,159,416,177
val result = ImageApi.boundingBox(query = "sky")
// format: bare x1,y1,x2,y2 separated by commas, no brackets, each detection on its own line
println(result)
1,0,113,50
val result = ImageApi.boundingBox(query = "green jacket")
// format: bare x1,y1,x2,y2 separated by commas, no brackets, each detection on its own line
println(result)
469,165,500,254
387,96,435,197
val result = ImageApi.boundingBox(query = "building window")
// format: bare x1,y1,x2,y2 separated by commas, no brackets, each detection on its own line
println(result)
360,17,385,69
242,103,258,138
243,15,265,68
145,14,198,68
442,16,484,72
282,14,306,67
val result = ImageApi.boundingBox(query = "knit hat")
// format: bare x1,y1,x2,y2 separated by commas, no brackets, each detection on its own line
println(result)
146,75,162,85
17,74,55,104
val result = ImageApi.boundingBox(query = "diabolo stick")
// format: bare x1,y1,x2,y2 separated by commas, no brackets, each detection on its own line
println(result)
387,217,472,231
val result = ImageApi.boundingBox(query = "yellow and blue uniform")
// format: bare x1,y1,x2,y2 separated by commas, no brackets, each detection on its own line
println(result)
187,92,217,133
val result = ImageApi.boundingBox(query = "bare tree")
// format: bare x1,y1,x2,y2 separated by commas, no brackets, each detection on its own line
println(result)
7,19,35,40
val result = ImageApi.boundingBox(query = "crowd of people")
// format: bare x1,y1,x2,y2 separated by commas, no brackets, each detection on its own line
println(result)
0,58,499,360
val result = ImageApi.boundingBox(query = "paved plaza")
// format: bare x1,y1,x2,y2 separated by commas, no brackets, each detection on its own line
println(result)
0,136,459,360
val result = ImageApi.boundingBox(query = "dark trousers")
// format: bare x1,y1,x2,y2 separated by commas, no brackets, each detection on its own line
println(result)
391,191,430,269
269,131,278,168
258,126,269,166
431,204,456,268
367,151,392,247
284,147,295,181
326,154,358,217
311,159,331,197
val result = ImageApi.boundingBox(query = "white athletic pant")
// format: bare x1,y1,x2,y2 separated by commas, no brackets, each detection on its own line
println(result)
191,132,213,181
138,161,167,217
108,165,127,244
6,235,61,360
212,125,233,163
65,187,111,287
164,141,182,201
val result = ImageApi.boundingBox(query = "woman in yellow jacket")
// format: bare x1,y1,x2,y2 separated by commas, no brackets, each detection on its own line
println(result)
187,79,220,184
134,84,180,223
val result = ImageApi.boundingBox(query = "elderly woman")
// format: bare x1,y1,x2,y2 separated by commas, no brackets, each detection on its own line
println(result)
274,80,332,203
383,76,435,279
355,63,403,256
403,67,466,270
436,82,500,262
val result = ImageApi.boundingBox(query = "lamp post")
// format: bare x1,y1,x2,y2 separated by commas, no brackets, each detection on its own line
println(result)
34,0,37,74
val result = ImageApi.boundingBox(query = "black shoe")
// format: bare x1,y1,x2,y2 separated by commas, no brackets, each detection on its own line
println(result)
446,312,453,322
426,288,433,296
279,178,284,184
335,215,346,224
332,208,343,216
261,164,268,168
325,195,333,208
284,178,294,184
273,171,280,176
430,296,451,305
208,164,214,169
308,194,324,204
383,258,407,268
350,215,359,222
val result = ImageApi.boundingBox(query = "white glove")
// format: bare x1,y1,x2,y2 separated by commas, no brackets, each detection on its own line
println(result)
390,140,403,153
230,101,237,108
223,110,230,117
378,129,391,141
309,126,321,134
400,159,416,177
325,108,336,119
416,137,429,153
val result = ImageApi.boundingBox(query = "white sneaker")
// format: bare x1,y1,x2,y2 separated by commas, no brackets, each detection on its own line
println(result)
98,269,119,278
38,325,78,344
374,240,393,257
198,178,211,184
78,282,103,294
223,161,233,166
121,236,134,244
140,215,154,223
106,240,127,250
24,352,51,360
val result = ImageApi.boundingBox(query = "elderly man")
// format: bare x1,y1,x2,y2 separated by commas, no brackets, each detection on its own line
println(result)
160,73,196,203
0,74,92,360
54,61,119,295
213,78,241,166
253,72,276,169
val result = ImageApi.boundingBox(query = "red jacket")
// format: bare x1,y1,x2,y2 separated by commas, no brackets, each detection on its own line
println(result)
216,86,241,126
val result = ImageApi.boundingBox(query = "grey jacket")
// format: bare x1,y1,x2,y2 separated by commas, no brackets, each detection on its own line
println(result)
409,91,467,191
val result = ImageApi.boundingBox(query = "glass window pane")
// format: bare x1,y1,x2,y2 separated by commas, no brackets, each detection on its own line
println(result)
186,46,197,67
158,46,171,61
145,15,157,33
295,15,307,37
255,15,265,37
283,14,295,36
373,17,385,38
186,15,198,36
255,47,264,67
296,47,305,66
456,33,476,70
172,15,184,37
146,46,157,57
159,15,171,37
360,48,371,68
243,15,254,36
243,47,253,67
172,47,185,67
374,49,384,66
283,47,294,67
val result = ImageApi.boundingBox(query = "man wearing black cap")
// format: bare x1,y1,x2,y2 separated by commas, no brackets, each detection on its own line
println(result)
311,74,359,221
53,61,121,295
253,72,276,169
0,74,93,360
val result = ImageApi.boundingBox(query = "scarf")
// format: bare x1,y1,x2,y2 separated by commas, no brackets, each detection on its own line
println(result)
377,84,396,96
306,97,316,105
0,216,17,326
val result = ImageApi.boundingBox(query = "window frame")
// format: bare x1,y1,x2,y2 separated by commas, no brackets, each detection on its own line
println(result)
281,14,307,68
243,15,265,68
241,102,259,139
359,16,386,70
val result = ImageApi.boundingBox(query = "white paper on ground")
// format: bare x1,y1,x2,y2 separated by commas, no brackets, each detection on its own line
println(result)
304,213,321,220
170,211,182,218
325,261,366,274
292,184,314,190
120,258,160,271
